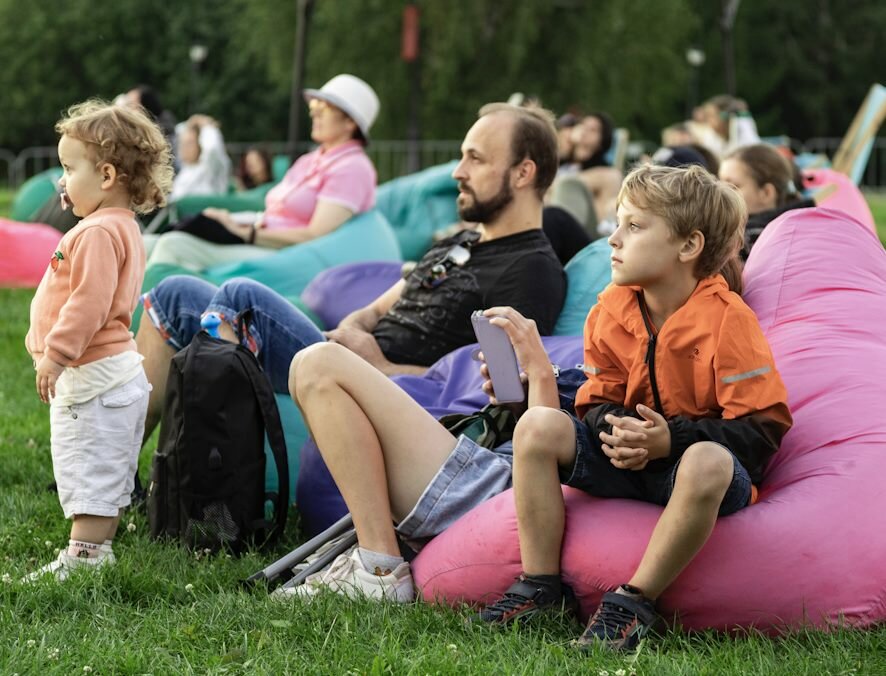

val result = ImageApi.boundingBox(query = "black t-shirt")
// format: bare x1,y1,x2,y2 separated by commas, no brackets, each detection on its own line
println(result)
373,228,566,367
542,206,592,265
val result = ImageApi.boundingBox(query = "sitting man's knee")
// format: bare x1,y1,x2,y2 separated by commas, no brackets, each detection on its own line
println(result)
676,442,734,495
513,408,570,460
289,342,344,402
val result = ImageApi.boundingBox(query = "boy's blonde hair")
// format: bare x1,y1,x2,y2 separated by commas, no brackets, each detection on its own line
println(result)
617,164,747,291
56,100,174,214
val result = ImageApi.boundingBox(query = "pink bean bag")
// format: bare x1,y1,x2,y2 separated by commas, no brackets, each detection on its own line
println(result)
0,219,62,288
802,168,876,232
412,207,886,633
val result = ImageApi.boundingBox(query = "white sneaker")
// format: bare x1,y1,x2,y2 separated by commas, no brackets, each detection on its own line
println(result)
21,549,115,583
272,546,414,603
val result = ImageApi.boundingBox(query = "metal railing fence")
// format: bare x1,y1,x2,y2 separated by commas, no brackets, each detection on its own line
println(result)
2,137,885,191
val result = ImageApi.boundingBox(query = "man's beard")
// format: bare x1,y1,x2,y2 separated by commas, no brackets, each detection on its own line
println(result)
457,173,513,224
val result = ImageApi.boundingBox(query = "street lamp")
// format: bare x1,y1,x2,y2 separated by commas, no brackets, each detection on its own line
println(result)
189,44,208,114
685,47,706,119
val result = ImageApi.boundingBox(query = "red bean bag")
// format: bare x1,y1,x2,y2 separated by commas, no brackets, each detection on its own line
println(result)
412,207,886,633
0,219,63,288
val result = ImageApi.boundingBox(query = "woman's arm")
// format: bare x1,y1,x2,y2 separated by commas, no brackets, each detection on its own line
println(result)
254,201,354,249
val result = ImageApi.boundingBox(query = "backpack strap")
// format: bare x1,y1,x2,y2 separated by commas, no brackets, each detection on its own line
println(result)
234,343,290,542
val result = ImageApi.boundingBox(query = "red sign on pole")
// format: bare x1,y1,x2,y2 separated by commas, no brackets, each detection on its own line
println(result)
401,4,420,62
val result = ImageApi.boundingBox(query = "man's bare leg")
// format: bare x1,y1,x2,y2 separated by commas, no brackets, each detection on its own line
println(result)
291,343,458,556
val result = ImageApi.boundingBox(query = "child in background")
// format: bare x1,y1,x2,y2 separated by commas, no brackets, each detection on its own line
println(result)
24,100,173,581
475,164,792,651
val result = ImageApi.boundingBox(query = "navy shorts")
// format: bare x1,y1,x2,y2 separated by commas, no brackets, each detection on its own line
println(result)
559,414,752,516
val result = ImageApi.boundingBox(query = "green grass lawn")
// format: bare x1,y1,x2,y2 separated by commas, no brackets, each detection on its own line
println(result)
1,289,882,673
2,194,886,672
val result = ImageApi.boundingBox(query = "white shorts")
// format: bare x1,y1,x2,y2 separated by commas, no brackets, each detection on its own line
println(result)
50,370,150,518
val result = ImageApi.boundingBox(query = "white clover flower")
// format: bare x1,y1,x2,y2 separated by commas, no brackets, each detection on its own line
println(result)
615,670,626,676
127,522,136,533
185,583,195,593
83,666,93,673
48,647,60,660
1,573,12,584
26,639,36,648
598,671,609,676
447,644,458,651
44,540,53,548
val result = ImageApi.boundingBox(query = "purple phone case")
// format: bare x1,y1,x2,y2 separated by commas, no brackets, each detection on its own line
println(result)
471,312,525,403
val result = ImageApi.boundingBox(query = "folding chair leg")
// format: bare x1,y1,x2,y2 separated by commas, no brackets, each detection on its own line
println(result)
244,513,353,587
277,529,358,590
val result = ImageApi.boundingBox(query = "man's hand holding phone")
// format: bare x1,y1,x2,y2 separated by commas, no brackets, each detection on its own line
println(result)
472,307,560,411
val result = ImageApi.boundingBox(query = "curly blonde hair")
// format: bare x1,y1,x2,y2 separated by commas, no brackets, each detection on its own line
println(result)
55,99,174,214
618,164,747,292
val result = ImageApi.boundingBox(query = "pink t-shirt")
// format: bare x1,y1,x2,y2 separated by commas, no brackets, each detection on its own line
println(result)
262,140,376,230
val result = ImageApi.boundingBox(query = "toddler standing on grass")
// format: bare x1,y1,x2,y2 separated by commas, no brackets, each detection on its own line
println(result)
24,100,173,581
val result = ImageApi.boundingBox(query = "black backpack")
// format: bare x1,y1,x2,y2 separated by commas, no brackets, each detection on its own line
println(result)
147,325,289,553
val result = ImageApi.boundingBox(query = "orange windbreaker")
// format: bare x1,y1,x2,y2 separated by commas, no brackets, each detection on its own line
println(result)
573,275,792,484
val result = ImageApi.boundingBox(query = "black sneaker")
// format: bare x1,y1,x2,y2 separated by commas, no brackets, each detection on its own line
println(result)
576,588,662,652
473,575,578,625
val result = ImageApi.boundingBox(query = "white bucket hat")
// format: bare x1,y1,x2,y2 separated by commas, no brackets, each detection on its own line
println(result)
303,74,380,140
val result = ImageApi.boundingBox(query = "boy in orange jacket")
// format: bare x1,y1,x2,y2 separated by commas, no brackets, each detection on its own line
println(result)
475,164,792,650
24,100,173,581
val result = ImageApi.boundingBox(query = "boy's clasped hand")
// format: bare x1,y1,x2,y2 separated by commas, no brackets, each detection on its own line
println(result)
600,404,671,471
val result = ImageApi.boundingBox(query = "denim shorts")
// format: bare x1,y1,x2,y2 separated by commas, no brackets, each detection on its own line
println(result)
141,275,325,394
51,371,149,518
396,435,514,549
560,414,752,516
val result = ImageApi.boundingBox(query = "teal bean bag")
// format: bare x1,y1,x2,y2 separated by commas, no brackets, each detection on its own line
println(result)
202,208,401,299
172,182,276,219
11,168,63,222
552,237,613,336
375,161,459,260
265,394,306,501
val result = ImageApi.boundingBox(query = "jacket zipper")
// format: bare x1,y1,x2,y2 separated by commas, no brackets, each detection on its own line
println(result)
636,292,664,415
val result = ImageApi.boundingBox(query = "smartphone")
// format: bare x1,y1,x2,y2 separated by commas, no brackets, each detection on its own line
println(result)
471,311,525,403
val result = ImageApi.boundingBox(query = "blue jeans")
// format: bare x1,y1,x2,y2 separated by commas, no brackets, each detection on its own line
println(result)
141,276,325,394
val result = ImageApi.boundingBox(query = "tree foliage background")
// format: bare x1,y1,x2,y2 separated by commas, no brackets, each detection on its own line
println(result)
0,0,882,152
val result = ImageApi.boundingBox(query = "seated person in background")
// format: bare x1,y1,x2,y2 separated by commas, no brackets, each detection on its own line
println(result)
235,146,274,191
571,112,623,227
143,74,379,272
650,145,718,174
554,113,579,168
689,95,760,159
281,165,790,619
169,115,231,201
136,102,566,448
718,143,813,256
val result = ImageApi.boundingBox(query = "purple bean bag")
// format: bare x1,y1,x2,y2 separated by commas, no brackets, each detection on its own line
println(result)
300,261,404,330
411,208,886,632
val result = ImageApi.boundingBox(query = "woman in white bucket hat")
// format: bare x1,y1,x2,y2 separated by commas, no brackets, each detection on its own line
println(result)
144,73,379,271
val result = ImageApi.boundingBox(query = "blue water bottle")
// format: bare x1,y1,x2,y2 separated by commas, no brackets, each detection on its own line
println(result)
201,312,222,338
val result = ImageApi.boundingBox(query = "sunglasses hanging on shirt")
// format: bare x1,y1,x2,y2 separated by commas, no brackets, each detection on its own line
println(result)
420,242,473,289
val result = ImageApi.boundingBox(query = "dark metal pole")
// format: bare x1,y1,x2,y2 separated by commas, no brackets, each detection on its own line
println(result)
720,0,740,96
288,0,315,162
402,3,421,174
